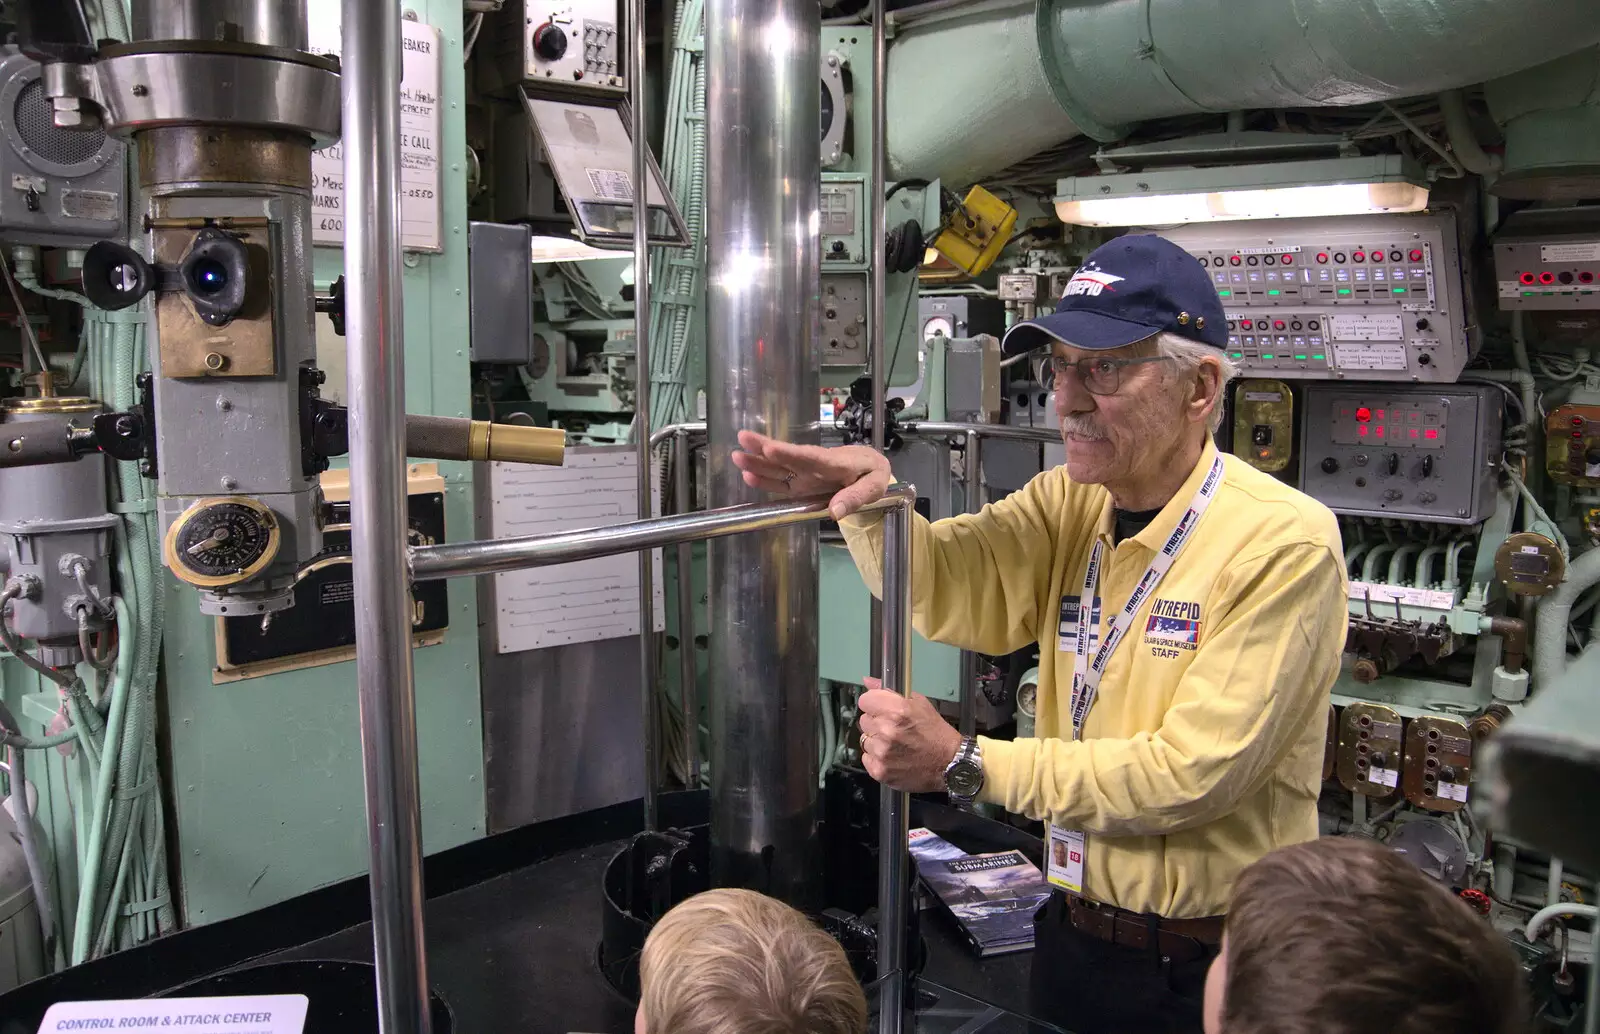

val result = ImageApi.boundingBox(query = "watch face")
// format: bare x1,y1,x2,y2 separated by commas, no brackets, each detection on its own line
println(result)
946,759,983,797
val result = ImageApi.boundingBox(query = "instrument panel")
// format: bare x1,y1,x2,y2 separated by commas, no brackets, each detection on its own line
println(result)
1163,214,1467,382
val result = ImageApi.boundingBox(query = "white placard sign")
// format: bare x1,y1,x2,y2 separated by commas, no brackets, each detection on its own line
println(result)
487,448,665,654
1332,342,1408,371
1328,314,1405,342
304,15,443,252
39,995,308,1034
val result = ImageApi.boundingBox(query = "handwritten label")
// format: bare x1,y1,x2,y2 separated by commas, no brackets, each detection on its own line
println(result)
304,15,442,252
39,995,308,1034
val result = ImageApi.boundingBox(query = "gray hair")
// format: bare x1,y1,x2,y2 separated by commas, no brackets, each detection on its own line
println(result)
1153,332,1237,433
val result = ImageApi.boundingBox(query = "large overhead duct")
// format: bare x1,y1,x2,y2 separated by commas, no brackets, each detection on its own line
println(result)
704,0,824,905
887,0,1600,185
1484,46,1600,201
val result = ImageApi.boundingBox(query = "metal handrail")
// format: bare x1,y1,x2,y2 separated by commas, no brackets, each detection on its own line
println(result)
409,484,916,582
648,419,1062,449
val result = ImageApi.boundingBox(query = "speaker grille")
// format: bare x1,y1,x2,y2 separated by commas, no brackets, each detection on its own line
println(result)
13,78,106,167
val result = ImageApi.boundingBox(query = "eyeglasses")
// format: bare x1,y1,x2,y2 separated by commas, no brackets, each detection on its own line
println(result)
1047,355,1176,396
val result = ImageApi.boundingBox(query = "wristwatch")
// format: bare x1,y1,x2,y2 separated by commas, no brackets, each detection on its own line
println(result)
944,736,984,803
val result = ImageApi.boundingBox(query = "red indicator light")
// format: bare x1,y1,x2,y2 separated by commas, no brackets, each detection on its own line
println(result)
1355,407,1371,422
1540,271,1557,285
1409,249,1424,262
1357,425,1369,437
1424,429,1439,440
1281,254,1294,265
1375,409,1385,420
1574,417,1586,427
1575,431,1585,440
1520,272,1537,285
1316,252,1329,264
1375,426,1385,438
1409,429,1419,439
1353,251,1366,262
1230,255,1242,266
1583,272,1596,284
1273,320,1286,330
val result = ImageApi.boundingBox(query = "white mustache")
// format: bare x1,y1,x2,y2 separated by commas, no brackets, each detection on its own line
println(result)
1059,416,1107,440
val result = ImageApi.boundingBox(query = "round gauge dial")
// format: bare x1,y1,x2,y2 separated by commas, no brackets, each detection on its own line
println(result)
923,316,955,340
164,497,282,588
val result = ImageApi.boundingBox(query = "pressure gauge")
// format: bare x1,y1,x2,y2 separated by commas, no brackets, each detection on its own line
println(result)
923,315,955,340
163,497,282,588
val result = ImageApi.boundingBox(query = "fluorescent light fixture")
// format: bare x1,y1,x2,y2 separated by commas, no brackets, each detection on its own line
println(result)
1055,155,1429,227
530,234,624,264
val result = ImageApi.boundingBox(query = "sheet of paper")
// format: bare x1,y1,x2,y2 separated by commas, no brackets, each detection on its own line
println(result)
487,447,665,654
304,15,442,252
39,995,308,1034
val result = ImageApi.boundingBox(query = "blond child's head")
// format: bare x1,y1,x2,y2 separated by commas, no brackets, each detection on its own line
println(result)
637,888,868,1034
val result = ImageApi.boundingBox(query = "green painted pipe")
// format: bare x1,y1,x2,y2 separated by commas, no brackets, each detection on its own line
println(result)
888,0,1600,183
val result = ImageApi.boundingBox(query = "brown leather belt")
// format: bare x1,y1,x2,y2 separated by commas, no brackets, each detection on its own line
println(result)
1064,895,1224,959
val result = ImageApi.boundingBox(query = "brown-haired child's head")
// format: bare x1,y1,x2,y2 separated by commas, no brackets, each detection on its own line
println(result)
1203,836,1526,1034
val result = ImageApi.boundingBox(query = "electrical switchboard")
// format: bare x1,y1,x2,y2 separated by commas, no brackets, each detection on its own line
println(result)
821,176,866,266
821,274,867,366
1163,215,1466,382
1299,383,1502,524
1337,702,1404,798
1545,404,1600,488
1494,209,1600,310
1231,379,1294,473
488,0,625,95
1402,714,1473,814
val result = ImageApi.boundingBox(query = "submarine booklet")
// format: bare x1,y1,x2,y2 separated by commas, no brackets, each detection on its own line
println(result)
908,828,1051,957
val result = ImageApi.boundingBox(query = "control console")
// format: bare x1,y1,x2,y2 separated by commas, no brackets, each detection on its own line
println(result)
1163,214,1467,382
1299,383,1501,524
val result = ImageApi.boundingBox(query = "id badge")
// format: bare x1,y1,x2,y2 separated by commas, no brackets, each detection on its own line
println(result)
1056,595,1100,654
1045,824,1085,893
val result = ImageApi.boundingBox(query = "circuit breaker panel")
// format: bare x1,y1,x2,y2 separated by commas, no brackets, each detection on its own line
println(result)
1163,214,1467,382
1298,383,1502,524
1494,209,1600,310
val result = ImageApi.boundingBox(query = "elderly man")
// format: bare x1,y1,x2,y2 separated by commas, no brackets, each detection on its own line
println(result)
731,234,1348,1034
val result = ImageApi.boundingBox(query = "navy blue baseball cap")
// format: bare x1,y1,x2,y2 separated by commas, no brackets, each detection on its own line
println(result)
1001,233,1227,355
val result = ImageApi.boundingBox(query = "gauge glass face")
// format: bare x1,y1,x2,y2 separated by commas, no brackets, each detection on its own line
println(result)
924,316,954,340
175,502,276,580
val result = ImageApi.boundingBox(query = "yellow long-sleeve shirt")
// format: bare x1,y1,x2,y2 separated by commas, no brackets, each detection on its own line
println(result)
840,439,1347,918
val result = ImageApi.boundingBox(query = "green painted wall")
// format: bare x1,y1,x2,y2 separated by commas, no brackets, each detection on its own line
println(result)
159,0,487,925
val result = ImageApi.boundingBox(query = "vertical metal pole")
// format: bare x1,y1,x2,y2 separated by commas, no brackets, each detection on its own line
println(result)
630,0,658,831
674,430,699,787
867,0,889,675
705,0,823,905
958,430,982,738
876,496,914,1034
340,1,431,1031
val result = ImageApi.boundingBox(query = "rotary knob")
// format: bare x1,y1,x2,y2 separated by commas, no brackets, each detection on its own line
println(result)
533,22,568,61
1320,456,1339,474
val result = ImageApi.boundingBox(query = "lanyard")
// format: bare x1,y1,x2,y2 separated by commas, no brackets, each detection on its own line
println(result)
1067,455,1226,739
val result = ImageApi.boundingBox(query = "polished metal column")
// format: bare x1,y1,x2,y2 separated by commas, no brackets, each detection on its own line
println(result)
674,430,700,788
958,429,983,737
629,0,659,832
341,0,432,1030
877,497,915,1034
705,0,823,905
867,0,889,675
